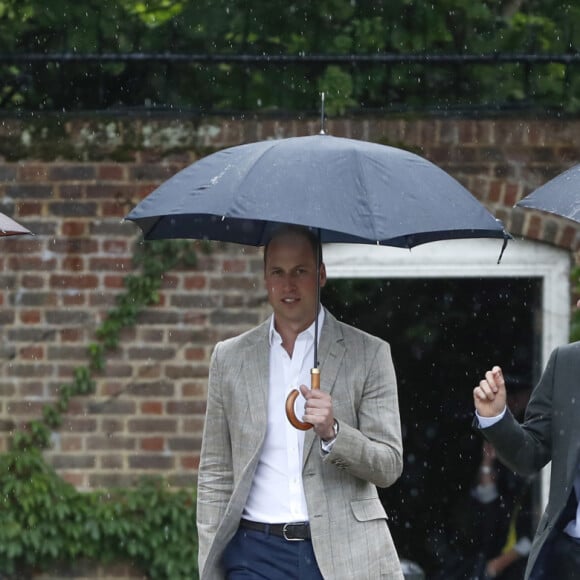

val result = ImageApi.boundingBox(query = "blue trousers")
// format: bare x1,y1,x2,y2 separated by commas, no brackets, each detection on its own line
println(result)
221,526,324,580
551,531,580,579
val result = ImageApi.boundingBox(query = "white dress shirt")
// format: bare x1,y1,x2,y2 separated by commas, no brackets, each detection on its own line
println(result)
477,407,580,539
243,309,325,524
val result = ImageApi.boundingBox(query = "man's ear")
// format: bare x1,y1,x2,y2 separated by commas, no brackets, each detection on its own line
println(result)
319,263,327,287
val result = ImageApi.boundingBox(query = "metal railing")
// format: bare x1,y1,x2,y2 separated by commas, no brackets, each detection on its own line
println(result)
1,52,578,114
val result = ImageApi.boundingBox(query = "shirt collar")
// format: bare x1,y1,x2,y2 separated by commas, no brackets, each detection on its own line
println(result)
269,307,325,347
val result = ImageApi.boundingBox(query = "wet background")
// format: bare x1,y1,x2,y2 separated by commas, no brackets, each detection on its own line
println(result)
323,276,542,577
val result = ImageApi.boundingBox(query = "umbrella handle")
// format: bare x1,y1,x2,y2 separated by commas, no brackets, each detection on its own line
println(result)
285,368,320,430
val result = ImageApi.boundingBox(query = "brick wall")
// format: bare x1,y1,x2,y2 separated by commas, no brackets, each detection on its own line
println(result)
1,115,579,493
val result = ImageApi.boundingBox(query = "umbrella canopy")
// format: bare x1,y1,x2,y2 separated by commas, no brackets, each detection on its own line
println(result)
516,164,580,225
126,133,510,430
0,211,32,237
126,134,509,250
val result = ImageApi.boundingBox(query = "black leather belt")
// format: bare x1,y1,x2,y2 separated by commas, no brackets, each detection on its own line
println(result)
240,519,311,541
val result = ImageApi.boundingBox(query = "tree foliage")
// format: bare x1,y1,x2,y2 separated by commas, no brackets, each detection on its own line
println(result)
1,0,579,113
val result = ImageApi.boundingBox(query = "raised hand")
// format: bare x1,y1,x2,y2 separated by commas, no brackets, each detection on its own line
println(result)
473,365,507,418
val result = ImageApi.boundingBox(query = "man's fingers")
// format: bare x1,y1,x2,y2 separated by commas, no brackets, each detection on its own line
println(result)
483,371,498,393
475,379,496,400
491,365,505,392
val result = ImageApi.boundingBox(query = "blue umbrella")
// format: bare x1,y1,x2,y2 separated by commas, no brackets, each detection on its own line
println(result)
126,133,510,429
516,163,580,225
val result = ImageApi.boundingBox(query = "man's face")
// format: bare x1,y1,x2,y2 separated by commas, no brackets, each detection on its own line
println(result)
264,232,326,335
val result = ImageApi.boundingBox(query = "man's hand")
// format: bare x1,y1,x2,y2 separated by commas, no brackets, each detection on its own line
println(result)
473,365,507,418
300,385,335,440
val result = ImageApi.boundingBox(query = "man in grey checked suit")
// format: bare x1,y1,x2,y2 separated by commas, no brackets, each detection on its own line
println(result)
197,225,404,579
474,306,580,580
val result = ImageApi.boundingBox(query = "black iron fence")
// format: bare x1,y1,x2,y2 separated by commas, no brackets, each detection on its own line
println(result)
1,52,579,115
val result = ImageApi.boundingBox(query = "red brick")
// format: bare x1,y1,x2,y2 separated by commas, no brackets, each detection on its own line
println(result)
60,472,85,487
52,239,98,253
160,274,179,289
19,382,44,397
503,183,520,207
61,221,87,236
185,347,206,361
104,275,126,288
20,310,41,324
2,118,580,495
100,454,124,469
50,274,98,289
181,455,200,470
89,257,132,271
182,382,207,397
60,328,83,341
183,274,207,290
18,164,50,181
62,293,85,306
17,201,43,216
101,201,127,217
128,418,177,433
128,455,174,469
102,239,129,254
62,255,85,271
560,225,578,248
527,215,542,240
61,436,83,451
488,180,502,203
141,401,163,415
98,164,125,180
8,256,56,271
222,259,248,273
141,436,164,451
137,365,161,379
21,275,45,288
19,345,44,360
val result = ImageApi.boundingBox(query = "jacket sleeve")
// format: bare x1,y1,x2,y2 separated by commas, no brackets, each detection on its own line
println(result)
324,339,403,488
479,348,557,476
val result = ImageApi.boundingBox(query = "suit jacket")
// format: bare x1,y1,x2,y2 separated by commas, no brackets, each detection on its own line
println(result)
478,341,580,580
196,309,404,579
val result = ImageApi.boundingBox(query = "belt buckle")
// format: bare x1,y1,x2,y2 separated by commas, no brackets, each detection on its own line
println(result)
283,522,305,541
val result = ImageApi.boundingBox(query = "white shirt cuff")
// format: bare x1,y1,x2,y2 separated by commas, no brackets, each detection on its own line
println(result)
514,537,532,556
476,406,507,428
321,437,336,453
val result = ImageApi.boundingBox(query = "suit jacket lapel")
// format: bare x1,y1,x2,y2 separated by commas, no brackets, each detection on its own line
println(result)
303,310,346,464
240,321,270,444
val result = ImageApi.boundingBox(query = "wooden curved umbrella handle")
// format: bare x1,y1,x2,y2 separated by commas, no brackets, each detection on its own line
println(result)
285,368,320,430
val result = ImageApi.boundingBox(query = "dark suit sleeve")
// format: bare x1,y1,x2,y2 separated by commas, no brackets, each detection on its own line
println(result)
478,348,558,476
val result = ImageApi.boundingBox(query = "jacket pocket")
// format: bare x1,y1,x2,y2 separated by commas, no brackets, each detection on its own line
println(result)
350,497,387,522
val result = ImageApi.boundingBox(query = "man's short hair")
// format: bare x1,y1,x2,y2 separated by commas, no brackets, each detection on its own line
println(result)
263,224,323,266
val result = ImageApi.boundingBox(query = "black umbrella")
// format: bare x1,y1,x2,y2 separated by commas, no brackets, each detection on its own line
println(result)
126,133,510,429
516,164,580,225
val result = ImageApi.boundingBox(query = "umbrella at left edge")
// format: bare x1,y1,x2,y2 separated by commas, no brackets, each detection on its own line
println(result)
0,212,32,237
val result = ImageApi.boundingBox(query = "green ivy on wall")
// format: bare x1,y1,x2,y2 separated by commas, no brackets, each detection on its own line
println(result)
0,238,206,579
